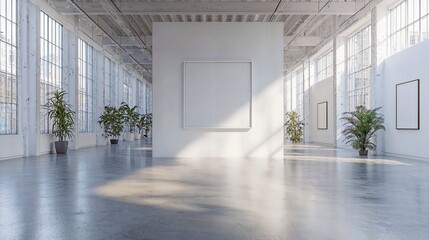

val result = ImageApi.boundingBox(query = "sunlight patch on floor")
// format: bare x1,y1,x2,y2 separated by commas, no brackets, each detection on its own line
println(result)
132,146,153,151
91,157,289,230
92,165,207,212
284,155,410,165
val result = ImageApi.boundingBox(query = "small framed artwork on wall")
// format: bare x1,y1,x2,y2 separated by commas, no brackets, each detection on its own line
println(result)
396,79,420,130
317,101,328,130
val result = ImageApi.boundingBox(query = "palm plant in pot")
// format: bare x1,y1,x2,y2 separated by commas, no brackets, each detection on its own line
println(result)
284,111,304,144
119,102,139,141
98,106,124,144
341,106,385,156
44,90,76,154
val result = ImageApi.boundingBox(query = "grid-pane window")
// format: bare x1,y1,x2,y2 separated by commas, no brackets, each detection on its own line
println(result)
145,85,152,113
317,51,333,82
347,25,371,110
284,74,292,113
138,80,146,113
110,61,118,106
135,80,143,112
40,12,63,134
0,0,17,134
104,57,112,106
78,39,95,133
294,68,304,118
389,0,429,55
123,71,132,104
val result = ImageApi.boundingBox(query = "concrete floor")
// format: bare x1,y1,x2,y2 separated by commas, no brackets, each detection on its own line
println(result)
0,141,428,240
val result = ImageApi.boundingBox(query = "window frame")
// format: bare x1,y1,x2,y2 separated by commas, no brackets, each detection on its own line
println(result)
347,25,372,111
0,0,18,135
77,38,95,133
40,11,63,134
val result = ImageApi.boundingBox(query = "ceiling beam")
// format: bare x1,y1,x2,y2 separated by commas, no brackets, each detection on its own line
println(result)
278,2,356,15
284,36,321,46
54,2,356,16
102,36,152,47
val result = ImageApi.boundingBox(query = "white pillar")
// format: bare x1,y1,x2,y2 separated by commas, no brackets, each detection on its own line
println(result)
332,17,339,147
19,0,39,156
96,51,106,145
66,29,78,150
335,35,349,149
371,7,385,155
303,60,311,143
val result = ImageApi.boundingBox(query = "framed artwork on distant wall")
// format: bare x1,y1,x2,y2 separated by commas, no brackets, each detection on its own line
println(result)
396,79,420,130
317,101,328,130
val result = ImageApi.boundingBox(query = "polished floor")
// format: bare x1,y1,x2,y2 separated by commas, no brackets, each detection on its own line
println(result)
0,140,428,240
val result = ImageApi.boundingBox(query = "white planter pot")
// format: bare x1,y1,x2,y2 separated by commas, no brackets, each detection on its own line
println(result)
134,132,141,140
124,133,135,142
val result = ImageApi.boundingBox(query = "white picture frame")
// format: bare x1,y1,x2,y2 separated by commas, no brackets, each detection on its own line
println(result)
396,79,420,130
183,61,252,130
317,101,328,130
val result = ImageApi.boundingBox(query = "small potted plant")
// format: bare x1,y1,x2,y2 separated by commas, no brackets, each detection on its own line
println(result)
98,105,123,144
341,106,385,156
119,102,139,141
44,90,76,154
136,113,146,139
142,113,152,138
284,111,304,144
134,113,142,140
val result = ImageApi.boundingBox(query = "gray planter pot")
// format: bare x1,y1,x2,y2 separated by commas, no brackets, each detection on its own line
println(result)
110,139,119,144
55,141,68,154
359,149,368,157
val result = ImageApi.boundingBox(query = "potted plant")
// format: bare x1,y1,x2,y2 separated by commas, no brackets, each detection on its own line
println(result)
134,113,142,140
341,106,385,156
284,111,304,144
119,102,139,141
136,113,146,139
98,106,124,144
142,113,152,138
44,90,76,154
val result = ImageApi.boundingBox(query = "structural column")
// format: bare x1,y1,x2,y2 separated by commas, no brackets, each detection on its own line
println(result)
65,29,78,150
20,0,39,157
371,7,385,155
96,50,106,145
332,17,338,147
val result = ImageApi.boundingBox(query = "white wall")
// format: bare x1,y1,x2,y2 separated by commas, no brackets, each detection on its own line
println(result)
382,40,429,159
0,135,24,160
153,23,284,158
309,77,334,144
78,133,97,149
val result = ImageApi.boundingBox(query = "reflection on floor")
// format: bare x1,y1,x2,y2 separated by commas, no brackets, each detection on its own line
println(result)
0,140,428,240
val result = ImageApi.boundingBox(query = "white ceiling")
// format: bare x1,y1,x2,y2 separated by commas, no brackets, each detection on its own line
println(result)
50,0,374,81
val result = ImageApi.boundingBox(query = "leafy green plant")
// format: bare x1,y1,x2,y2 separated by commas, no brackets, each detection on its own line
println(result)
137,113,146,134
119,102,139,133
44,90,76,142
341,106,385,154
284,111,304,144
98,106,124,140
142,113,152,136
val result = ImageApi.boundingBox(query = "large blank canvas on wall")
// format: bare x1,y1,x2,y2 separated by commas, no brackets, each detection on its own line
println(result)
183,61,252,130
396,79,420,130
